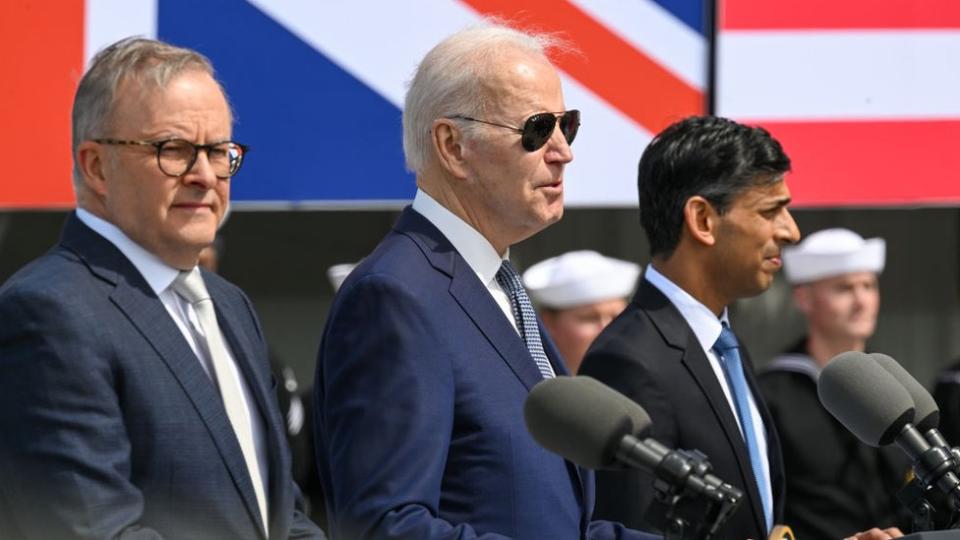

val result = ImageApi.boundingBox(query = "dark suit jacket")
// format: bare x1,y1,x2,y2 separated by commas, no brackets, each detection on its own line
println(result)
579,278,784,540
759,345,909,540
0,213,324,540
314,208,656,540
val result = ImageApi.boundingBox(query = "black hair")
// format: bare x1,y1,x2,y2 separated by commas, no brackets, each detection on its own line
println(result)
638,116,791,258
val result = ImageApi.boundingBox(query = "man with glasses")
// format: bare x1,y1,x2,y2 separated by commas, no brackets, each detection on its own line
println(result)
314,23,655,539
0,38,324,539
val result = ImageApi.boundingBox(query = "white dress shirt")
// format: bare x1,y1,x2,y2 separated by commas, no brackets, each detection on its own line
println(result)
643,264,773,510
411,189,520,335
75,208,270,505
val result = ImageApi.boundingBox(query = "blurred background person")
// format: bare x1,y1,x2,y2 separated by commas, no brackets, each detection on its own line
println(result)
326,262,357,293
523,250,640,373
759,227,909,540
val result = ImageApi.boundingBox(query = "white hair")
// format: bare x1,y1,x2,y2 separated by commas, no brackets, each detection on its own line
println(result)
401,22,564,174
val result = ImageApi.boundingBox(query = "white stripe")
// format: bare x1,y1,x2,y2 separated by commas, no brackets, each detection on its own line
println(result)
718,30,960,120
247,0,648,207
246,0,480,107
85,0,157,66
570,0,706,89
561,74,652,206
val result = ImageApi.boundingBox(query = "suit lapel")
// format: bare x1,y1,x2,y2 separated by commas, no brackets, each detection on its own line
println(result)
61,215,267,538
394,208,588,512
639,281,769,533
542,328,589,508
396,208,545,391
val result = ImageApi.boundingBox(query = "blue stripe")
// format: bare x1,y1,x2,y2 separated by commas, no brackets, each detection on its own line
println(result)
158,0,415,203
649,0,706,36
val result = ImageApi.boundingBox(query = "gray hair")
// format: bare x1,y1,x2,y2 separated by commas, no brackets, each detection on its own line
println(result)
71,37,222,188
402,22,564,174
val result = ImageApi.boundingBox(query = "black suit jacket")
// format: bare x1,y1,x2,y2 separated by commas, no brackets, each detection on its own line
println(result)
579,278,784,540
0,213,324,539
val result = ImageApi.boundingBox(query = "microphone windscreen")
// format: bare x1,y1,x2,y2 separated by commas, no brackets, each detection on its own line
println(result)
818,351,915,446
871,353,940,432
524,376,643,469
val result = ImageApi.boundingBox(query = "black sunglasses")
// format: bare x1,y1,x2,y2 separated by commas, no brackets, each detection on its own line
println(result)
448,109,580,152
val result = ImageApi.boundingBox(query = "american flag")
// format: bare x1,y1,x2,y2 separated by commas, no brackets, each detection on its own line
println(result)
717,0,960,207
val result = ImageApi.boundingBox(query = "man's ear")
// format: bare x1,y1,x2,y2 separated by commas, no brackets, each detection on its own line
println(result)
75,141,109,197
431,118,469,180
682,195,719,247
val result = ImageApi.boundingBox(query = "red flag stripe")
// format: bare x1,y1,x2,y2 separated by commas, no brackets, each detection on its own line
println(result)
459,0,704,134
0,1,84,208
722,0,960,30
752,119,960,207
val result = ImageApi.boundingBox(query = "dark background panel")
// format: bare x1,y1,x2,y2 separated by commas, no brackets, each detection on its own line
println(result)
1,208,956,390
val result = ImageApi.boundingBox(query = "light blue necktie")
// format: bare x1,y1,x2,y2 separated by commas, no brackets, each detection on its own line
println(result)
496,261,556,379
713,323,772,531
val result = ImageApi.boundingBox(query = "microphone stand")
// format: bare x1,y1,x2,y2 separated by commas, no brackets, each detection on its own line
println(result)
622,441,741,540
896,437,960,531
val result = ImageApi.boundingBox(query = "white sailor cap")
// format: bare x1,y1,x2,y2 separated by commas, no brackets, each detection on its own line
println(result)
782,228,886,285
523,250,641,309
327,262,357,292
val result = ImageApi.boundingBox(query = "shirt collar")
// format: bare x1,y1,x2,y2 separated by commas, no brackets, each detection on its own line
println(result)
644,264,730,353
411,189,506,285
75,208,185,295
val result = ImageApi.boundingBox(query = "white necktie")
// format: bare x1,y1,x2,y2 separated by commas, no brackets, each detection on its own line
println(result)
172,268,269,535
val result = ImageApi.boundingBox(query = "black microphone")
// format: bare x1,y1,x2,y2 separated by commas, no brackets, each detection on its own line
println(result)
872,353,952,449
523,376,742,504
818,351,960,503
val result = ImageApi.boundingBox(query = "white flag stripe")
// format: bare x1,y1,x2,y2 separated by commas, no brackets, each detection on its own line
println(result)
247,0,481,108
718,30,960,120
248,0,652,207
85,0,157,66
560,73,652,207
571,0,706,89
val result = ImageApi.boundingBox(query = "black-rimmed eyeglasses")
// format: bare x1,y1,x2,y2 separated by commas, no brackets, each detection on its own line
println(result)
447,109,580,152
94,138,249,179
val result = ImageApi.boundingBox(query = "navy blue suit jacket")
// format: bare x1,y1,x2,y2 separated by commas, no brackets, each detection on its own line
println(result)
0,213,324,540
314,208,657,540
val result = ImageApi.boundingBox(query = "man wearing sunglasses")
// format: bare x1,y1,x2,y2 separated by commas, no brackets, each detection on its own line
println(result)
0,38,324,539
314,23,655,540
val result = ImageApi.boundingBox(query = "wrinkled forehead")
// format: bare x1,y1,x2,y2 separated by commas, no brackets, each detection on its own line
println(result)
108,69,233,126
476,47,562,114
111,67,232,119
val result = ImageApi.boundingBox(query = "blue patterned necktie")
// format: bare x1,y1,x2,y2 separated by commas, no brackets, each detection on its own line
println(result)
496,260,556,379
713,323,772,531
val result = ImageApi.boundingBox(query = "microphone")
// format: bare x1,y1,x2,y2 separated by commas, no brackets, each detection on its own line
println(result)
818,351,960,504
523,376,742,504
872,353,951,449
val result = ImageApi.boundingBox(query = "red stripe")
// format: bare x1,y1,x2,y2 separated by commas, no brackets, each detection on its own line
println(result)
722,0,960,30
459,0,703,134
0,1,84,208
748,119,960,207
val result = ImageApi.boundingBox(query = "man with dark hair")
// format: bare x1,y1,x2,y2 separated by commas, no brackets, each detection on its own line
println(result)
579,116,798,540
